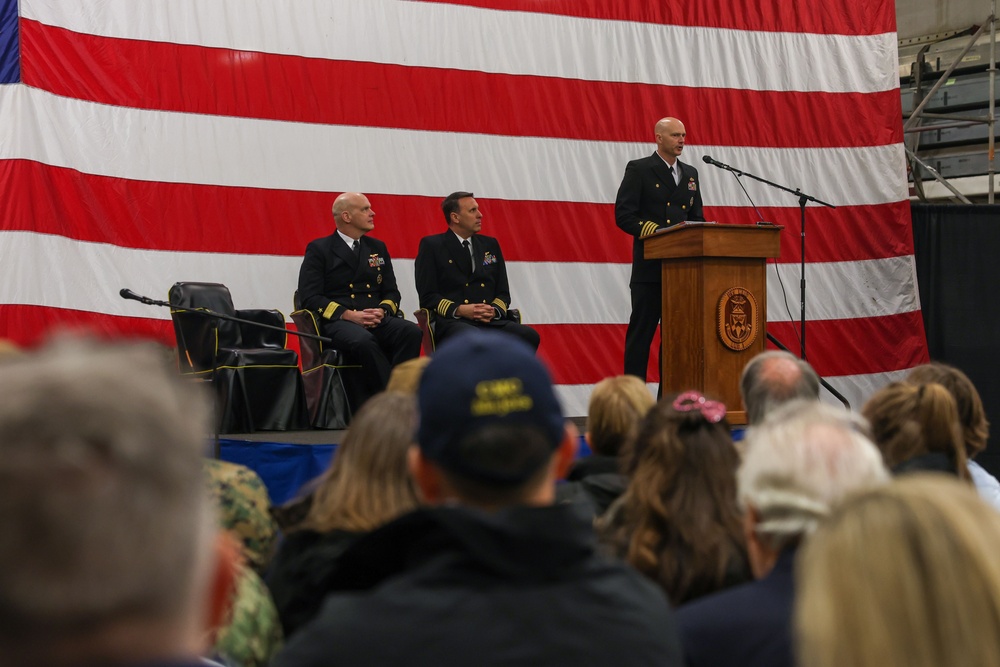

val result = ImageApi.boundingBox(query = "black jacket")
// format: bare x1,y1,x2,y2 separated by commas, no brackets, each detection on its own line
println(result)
556,454,628,517
675,548,797,667
297,233,403,320
414,232,512,319
615,153,705,283
273,504,683,667
265,528,365,638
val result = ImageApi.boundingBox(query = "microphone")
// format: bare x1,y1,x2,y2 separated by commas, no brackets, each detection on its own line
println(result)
703,156,773,225
119,288,154,305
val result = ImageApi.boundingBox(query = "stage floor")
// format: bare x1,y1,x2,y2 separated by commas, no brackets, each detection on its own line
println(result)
216,417,590,505
220,429,346,446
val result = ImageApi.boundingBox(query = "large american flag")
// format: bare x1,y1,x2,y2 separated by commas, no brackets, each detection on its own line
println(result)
0,0,926,415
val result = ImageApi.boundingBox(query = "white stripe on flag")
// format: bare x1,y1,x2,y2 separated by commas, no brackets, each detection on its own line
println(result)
0,86,908,207
0,230,922,325
21,0,899,93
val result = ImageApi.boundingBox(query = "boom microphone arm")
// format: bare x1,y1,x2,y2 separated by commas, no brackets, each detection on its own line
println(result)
119,288,332,344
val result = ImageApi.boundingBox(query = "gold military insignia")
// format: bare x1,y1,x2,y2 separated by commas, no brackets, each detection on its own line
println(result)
377,274,383,284
717,287,758,351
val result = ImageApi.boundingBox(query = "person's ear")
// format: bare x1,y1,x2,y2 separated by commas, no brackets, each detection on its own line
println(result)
408,445,443,503
742,504,770,579
205,531,241,639
553,422,580,480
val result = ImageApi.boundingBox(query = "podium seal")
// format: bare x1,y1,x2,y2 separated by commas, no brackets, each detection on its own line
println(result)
717,287,758,351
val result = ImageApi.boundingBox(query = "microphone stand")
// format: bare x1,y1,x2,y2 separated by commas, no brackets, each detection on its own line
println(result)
701,157,836,363
120,288,333,454
119,288,332,345
703,157,849,409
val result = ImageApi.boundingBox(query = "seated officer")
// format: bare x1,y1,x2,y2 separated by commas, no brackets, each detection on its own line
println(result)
298,192,422,405
414,191,540,350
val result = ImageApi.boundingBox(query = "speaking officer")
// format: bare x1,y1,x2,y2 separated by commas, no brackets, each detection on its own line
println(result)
298,192,422,404
414,192,540,350
615,117,705,382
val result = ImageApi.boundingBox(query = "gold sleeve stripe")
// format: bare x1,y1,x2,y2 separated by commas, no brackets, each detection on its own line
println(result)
379,299,398,314
437,299,454,317
641,221,659,237
322,302,341,320
491,298,508,313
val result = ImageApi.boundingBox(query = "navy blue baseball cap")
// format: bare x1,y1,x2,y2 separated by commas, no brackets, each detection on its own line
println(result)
417,330,565,484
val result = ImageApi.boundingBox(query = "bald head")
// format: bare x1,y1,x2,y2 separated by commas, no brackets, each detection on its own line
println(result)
740,350,821,424
332,192,363,217
655,117,683,134
654,117,686,162
331,192,375,238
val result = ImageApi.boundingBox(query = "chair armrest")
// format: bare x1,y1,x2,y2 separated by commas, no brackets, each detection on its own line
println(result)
414,308,436,355
506,308,522,324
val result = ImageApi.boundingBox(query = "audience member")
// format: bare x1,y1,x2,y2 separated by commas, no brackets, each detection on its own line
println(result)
273,331,683,667
862,381,969,478
266,392,420,639
204,460,283,667
205,459,278,576
796,475,1000,667
0,337,22,360
385,355,431,394
0,339,237,667
557,374,655,516
907,362,999,508
675,401,888,667
599,391,751,605
740,350,820,424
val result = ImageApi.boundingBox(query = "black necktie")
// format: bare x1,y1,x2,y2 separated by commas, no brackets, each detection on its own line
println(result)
666,164,675,185
352,239,360,256
463,239,474,275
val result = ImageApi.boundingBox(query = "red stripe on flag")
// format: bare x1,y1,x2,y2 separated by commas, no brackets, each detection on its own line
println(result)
0,305,176,348
0,305,926,385
20,20,902,148
766,311,930,378
1,160,912,264
534,313,927,384
0,304,308,373
415,0,896,36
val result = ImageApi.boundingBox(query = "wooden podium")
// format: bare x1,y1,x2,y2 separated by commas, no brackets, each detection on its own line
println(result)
644,223,782,425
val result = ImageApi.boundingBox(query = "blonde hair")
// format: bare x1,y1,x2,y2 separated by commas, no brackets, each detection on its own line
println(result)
386,356,431,395
796,475,1000,667
586,375,655,457
300,392,419,533
862,381,968,479
907,363,990,459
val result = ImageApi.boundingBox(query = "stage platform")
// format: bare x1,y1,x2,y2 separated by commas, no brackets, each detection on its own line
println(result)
217,418,591,505
218,430,343,505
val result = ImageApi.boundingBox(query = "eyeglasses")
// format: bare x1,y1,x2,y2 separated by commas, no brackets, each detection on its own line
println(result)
672,391,727,423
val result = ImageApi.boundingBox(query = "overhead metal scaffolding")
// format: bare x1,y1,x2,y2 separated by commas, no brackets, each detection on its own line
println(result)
903,2,997,203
